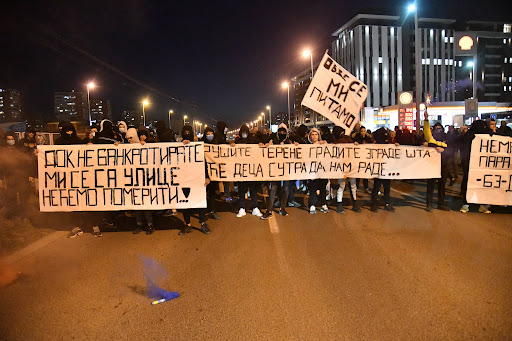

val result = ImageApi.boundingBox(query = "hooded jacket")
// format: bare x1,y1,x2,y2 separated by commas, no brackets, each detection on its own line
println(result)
201,127,216,143
94,120,121,144
292,124,308,144
54,123,83,145
307,127,322,144
126,128,140,144
332,126,353,144
270,123,292,145
214,121,228,144
235,124,259,144
154,120,175,142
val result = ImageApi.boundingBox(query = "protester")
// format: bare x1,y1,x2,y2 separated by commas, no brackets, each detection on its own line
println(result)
233,124,262,217
117,121,128,143
370,127,395,212
179,125,211,235
445,125,459,186
54,122,83,145
331,126,360,213
497,121,511,136
201,126,221,220
94,120,122,145
261,123,293,219
307,128,329,214
18,128,37,151
353,125,373,193
423,111,450,212
287,124,309,208
154,120,175,142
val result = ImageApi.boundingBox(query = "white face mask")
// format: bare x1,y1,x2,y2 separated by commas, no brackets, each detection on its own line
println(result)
7,140,15,146
91,132,96,137
206,134,214,142
241,133,248,139
119,127,126,133
224,127,228,134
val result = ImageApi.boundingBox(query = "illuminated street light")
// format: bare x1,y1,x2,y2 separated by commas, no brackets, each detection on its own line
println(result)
260,112,265,130
86,82,96,126
142,99,149,126
302,48,315,125
183,115,188,126
168,109,173,129
408,4,416,12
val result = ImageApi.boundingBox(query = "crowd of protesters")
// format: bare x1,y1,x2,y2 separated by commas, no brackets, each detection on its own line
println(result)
0,114,510,237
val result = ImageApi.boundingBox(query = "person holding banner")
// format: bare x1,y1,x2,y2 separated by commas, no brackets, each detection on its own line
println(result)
232,124,263,218
423,111,450,212
331,126,361,213
458,120,492,214
201,126,221,220
307,128,329,214
179,125,211,235
353,126,373,194
261,123,295,219
370,128,395,212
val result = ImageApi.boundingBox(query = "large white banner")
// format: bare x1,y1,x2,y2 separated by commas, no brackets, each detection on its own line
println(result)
301,52,368,132
467,134,512,205
205,144,440,181
37,143,206,212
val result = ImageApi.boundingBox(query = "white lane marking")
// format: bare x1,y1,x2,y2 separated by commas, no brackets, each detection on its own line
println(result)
390,187,424,203
268,216,279,234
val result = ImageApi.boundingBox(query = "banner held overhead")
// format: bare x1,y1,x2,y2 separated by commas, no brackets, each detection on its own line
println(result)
301,52,368,132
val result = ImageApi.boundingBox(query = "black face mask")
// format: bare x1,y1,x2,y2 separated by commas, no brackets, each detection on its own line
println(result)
278,133,286,141
182,132,194,141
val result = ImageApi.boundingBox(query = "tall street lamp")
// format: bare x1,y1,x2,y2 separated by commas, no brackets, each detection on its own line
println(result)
408,3,421,131
282,81,291,129
86,82,95,126
266,105,271,131
303,49,316,126
142,99,149,126
183,115,188,127
260,112,265,129
168,109,173,130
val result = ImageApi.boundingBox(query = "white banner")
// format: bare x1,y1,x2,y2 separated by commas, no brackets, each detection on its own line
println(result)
301,52,367,132
37,143,206,212
467,134,512,205
205,144,440,181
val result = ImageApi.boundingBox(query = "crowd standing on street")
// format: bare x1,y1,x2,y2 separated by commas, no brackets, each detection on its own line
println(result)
1,115,510,238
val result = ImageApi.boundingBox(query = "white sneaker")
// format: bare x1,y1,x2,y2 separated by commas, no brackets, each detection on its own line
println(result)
478,205,491,214
236,208,246,218
309,205,316,214
460,204,469,213
252,207,263,217
320,205,329,213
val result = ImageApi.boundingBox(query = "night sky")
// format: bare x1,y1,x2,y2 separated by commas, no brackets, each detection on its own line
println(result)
0,0,506,129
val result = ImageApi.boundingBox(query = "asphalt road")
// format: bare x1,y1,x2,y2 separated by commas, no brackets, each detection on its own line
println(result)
1,181,511,340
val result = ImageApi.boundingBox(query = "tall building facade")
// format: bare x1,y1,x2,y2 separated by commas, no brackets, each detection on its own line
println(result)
54,90,87,122
0,88,23,122
331,14,512,109
90,99,112,122
121,110,142,127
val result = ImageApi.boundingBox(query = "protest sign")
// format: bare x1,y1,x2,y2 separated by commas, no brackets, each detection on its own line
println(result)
37,142,206,212
467,134,512,205
301,52,368,132
204,144,440,181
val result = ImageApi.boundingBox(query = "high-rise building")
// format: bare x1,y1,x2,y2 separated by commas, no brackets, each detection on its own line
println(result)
121,110,142,127
0,88,23,122
90,99,112,122
331,14,512,108
292,64,322,127
54,90,87,123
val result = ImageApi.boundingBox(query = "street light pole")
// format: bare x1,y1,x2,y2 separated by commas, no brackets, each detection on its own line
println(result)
86,82,95,126
261,112,265,129
183,115,187,127
142,99,149,126
168,109,173,130
266,105,271,132
410,4,422,131
282,81,291,129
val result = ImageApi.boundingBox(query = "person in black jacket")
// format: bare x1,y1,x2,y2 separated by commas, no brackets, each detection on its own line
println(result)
261,123,294,219
307,128,329,214
179,125,211,235
54,122,84,145
154,120,176,142
370,128,395,212
353,126,373,193
93,120,122,145
201,126,221,220
232,124,263,218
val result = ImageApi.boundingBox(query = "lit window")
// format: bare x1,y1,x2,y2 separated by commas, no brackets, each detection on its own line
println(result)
459,60,462,67
438,59,442,65
445,59,449,65
422,58,426,64
504,24,511,33
509,77,512,82
427,59,431,65
390,27,394,35
434,59,438,65
510,57,512,63
450,37,454,43
505,39,508,44
430,29,434,36
379,57,383,63
505,86,508,91
365,26,369,34
506,58,509,63
442,29,445,36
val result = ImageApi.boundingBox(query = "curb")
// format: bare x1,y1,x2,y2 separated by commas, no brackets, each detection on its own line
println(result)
2,231,68,265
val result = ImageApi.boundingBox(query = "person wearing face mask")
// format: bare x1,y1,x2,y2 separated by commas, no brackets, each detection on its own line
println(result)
306,128,329,214
260,123,295,219
353,126,373,194
179,125,211,235
117,121,128,143
370,128,396,212
201,126,221,220
93,120,122,145
154,120,175,143
54,122,84,145
423,111,450,212
233,124,263,218
19,128,37,151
